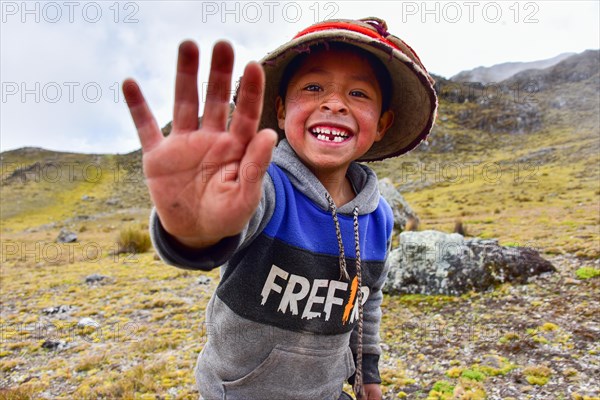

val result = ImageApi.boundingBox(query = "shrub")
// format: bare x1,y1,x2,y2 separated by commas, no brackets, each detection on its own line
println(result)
431,381,454,393
575,267,600,280
446,366,463,378
523,365,552,386
461,369,485,382
117,225,151,254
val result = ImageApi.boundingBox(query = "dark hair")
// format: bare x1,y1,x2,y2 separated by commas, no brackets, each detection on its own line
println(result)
278,42,392,113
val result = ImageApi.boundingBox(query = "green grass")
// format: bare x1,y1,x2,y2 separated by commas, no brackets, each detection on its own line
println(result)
371,123,600,258
461,369,485,381
576,267,600,280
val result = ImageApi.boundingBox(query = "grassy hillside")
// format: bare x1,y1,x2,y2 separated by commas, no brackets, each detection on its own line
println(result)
371,110,599,259
1,51,599,399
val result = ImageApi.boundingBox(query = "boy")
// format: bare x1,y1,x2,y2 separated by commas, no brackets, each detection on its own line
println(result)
123,17,436,400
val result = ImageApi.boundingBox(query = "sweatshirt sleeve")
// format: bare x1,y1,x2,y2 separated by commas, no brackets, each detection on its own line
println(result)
348,238,392,385
149,173,276,271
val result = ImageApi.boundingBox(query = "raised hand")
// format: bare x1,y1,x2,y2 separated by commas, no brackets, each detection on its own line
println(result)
122,40,277,249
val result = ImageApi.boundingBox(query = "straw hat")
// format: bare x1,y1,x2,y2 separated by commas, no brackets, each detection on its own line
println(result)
257,17,438,161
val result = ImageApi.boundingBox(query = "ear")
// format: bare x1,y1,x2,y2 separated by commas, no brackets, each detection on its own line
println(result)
276,96,286,130
375,110,394,142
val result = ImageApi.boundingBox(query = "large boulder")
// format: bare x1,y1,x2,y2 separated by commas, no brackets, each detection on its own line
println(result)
383,230,555,295
378,178,419,231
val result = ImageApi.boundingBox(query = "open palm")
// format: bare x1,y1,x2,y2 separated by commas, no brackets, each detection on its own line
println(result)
123,41,277,248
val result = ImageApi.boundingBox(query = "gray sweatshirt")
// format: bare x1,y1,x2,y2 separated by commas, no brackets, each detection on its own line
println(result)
150,139,393,400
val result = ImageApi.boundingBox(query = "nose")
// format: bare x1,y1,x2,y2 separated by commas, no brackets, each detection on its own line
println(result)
319,88,348,114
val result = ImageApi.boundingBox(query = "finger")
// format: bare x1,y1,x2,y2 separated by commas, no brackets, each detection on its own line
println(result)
122,78,162,152
228,61,265,144
173,40,200,133
202,41,235,132
239,128,277,201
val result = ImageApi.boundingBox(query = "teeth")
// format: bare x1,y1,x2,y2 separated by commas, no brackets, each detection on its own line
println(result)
312,126,350,142
316,134,345,142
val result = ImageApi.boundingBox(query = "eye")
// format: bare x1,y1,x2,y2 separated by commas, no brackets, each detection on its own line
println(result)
303,84,322,92
350,90,369,98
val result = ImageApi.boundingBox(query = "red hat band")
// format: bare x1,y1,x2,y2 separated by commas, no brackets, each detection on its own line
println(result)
293,22,400,51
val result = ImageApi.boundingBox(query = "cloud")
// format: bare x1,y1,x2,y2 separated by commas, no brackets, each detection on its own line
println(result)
1,1,598,153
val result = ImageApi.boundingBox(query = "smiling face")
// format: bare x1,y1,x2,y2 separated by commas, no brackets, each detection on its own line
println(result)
276,46,394,175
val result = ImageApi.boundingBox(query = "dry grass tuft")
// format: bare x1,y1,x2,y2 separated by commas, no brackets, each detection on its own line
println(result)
117,225,151,254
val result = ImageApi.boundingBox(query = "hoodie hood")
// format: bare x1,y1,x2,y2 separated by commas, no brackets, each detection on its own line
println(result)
272,139,382,215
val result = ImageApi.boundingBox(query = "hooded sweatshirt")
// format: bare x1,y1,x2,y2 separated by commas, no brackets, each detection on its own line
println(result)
150,139,393,400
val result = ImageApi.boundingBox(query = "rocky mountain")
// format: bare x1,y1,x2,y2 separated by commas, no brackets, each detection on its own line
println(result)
428,49,600,140
504,49,600,89
451,52,575,83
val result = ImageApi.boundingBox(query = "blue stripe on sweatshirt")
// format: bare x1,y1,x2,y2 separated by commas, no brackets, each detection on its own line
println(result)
263,164,392,262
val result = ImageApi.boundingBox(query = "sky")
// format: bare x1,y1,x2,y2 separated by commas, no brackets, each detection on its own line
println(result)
1,0,599,154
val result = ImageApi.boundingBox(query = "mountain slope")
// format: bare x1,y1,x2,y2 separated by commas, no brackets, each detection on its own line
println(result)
451,52,576,83
431,49,599,137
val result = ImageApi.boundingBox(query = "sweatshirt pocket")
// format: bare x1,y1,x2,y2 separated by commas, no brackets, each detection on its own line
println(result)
222,345,354,400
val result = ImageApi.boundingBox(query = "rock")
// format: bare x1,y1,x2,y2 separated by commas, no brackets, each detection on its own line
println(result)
42,305,74,315
77,317,100,328
41,339,67,351
56,228,77,243
198,276,212,285
85,273,108,284
105,198,120,206
383,230,556,295
378,178,419,231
